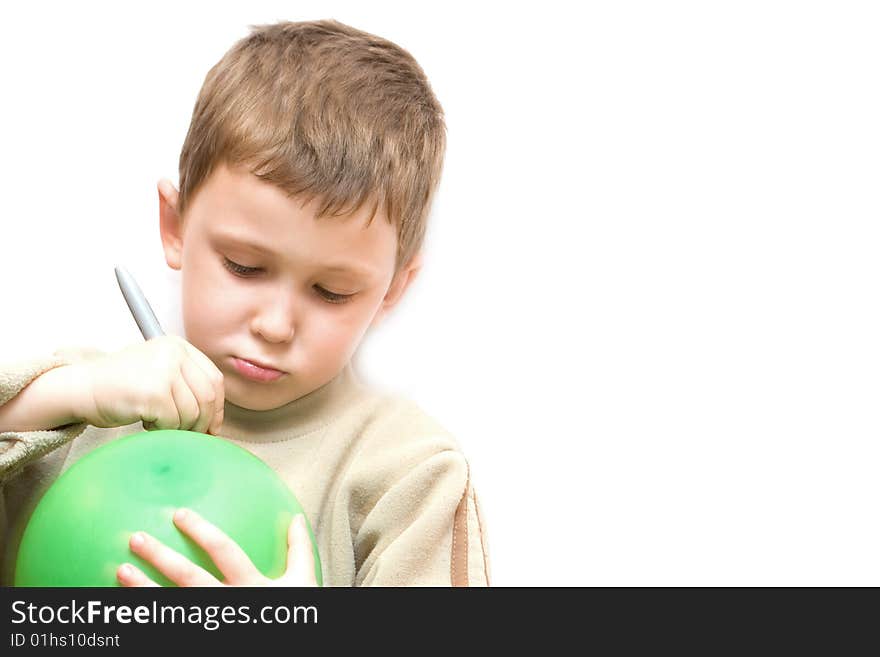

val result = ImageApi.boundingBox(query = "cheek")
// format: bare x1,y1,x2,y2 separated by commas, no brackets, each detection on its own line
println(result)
186,294,232,330
181,259,236,335
181,287,216,344
307,303,375,355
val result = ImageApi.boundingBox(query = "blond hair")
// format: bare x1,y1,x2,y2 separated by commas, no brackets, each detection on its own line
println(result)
177,19,446,270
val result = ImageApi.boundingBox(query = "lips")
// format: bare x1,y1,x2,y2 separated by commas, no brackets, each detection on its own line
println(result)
231,356,286,382
241,356,284,372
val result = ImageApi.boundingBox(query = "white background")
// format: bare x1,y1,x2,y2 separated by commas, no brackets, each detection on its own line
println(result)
2,1,879,586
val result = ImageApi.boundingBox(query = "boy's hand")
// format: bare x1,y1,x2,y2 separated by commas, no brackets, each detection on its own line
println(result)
70,336,225,435
116,510,318,587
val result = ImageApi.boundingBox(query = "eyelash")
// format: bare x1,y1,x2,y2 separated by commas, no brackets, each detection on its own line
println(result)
222,257,355,305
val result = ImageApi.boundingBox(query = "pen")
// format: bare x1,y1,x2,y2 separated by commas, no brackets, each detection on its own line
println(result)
114,265,166,340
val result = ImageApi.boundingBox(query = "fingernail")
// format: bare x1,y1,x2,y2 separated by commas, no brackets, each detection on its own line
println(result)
175,508,189,522
119,564,132,578
130,532,145,548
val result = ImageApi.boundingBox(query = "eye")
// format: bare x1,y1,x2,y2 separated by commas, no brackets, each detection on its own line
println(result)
315,286,355,305
223,257,261,277
224,257,354,304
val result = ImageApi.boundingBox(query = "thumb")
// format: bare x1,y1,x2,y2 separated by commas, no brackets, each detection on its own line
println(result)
283,514,317,586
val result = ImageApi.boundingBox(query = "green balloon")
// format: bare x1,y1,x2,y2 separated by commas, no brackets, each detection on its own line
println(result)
15,430,322,587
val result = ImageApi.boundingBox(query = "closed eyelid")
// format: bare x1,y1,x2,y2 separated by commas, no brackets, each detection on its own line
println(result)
316,286,356,304
222,257,260,275
222,256,356,304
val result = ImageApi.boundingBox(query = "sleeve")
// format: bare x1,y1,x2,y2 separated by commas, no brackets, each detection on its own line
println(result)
0,347,101,483
350,445,491,587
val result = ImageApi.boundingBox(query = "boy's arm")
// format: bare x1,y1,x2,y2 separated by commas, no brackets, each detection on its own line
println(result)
352,448,491,587
0,362,89,433
0,348,99,482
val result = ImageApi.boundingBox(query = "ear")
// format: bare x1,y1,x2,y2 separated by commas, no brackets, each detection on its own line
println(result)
370,251,424,329
158,179,184,270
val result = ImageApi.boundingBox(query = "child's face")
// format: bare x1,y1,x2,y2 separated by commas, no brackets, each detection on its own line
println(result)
158,162,419,411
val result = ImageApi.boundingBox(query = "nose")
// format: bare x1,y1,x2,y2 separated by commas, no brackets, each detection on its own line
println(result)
250,289,297,344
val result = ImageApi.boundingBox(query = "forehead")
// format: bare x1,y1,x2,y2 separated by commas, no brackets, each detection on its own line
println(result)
187,163,397,275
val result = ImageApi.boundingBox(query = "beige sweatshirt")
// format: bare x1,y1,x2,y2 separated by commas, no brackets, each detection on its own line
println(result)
0,347,490,587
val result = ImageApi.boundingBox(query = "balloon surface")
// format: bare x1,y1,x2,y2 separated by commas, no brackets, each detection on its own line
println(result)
15,430,322,586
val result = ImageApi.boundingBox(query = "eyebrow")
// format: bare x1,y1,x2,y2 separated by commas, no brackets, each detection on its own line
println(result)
213,231,375,278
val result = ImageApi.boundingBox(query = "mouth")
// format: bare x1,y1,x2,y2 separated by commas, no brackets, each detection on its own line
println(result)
230,356,286,382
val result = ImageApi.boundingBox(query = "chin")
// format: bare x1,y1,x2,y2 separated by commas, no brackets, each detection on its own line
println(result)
233,391,288,411
224,381,280,410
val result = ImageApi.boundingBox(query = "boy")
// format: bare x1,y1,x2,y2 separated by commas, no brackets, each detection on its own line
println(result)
0,19,489,587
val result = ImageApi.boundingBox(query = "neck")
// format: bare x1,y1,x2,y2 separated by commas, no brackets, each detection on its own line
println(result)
220,362,364,442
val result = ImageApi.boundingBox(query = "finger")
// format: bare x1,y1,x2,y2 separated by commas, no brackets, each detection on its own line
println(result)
214,403,224,436
128,531,219,587
173,508,263,584
179,341,225,435
283,515,318,586
178,357,215,434
168,369,200,431
117,563,160,588
142,384,180,432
